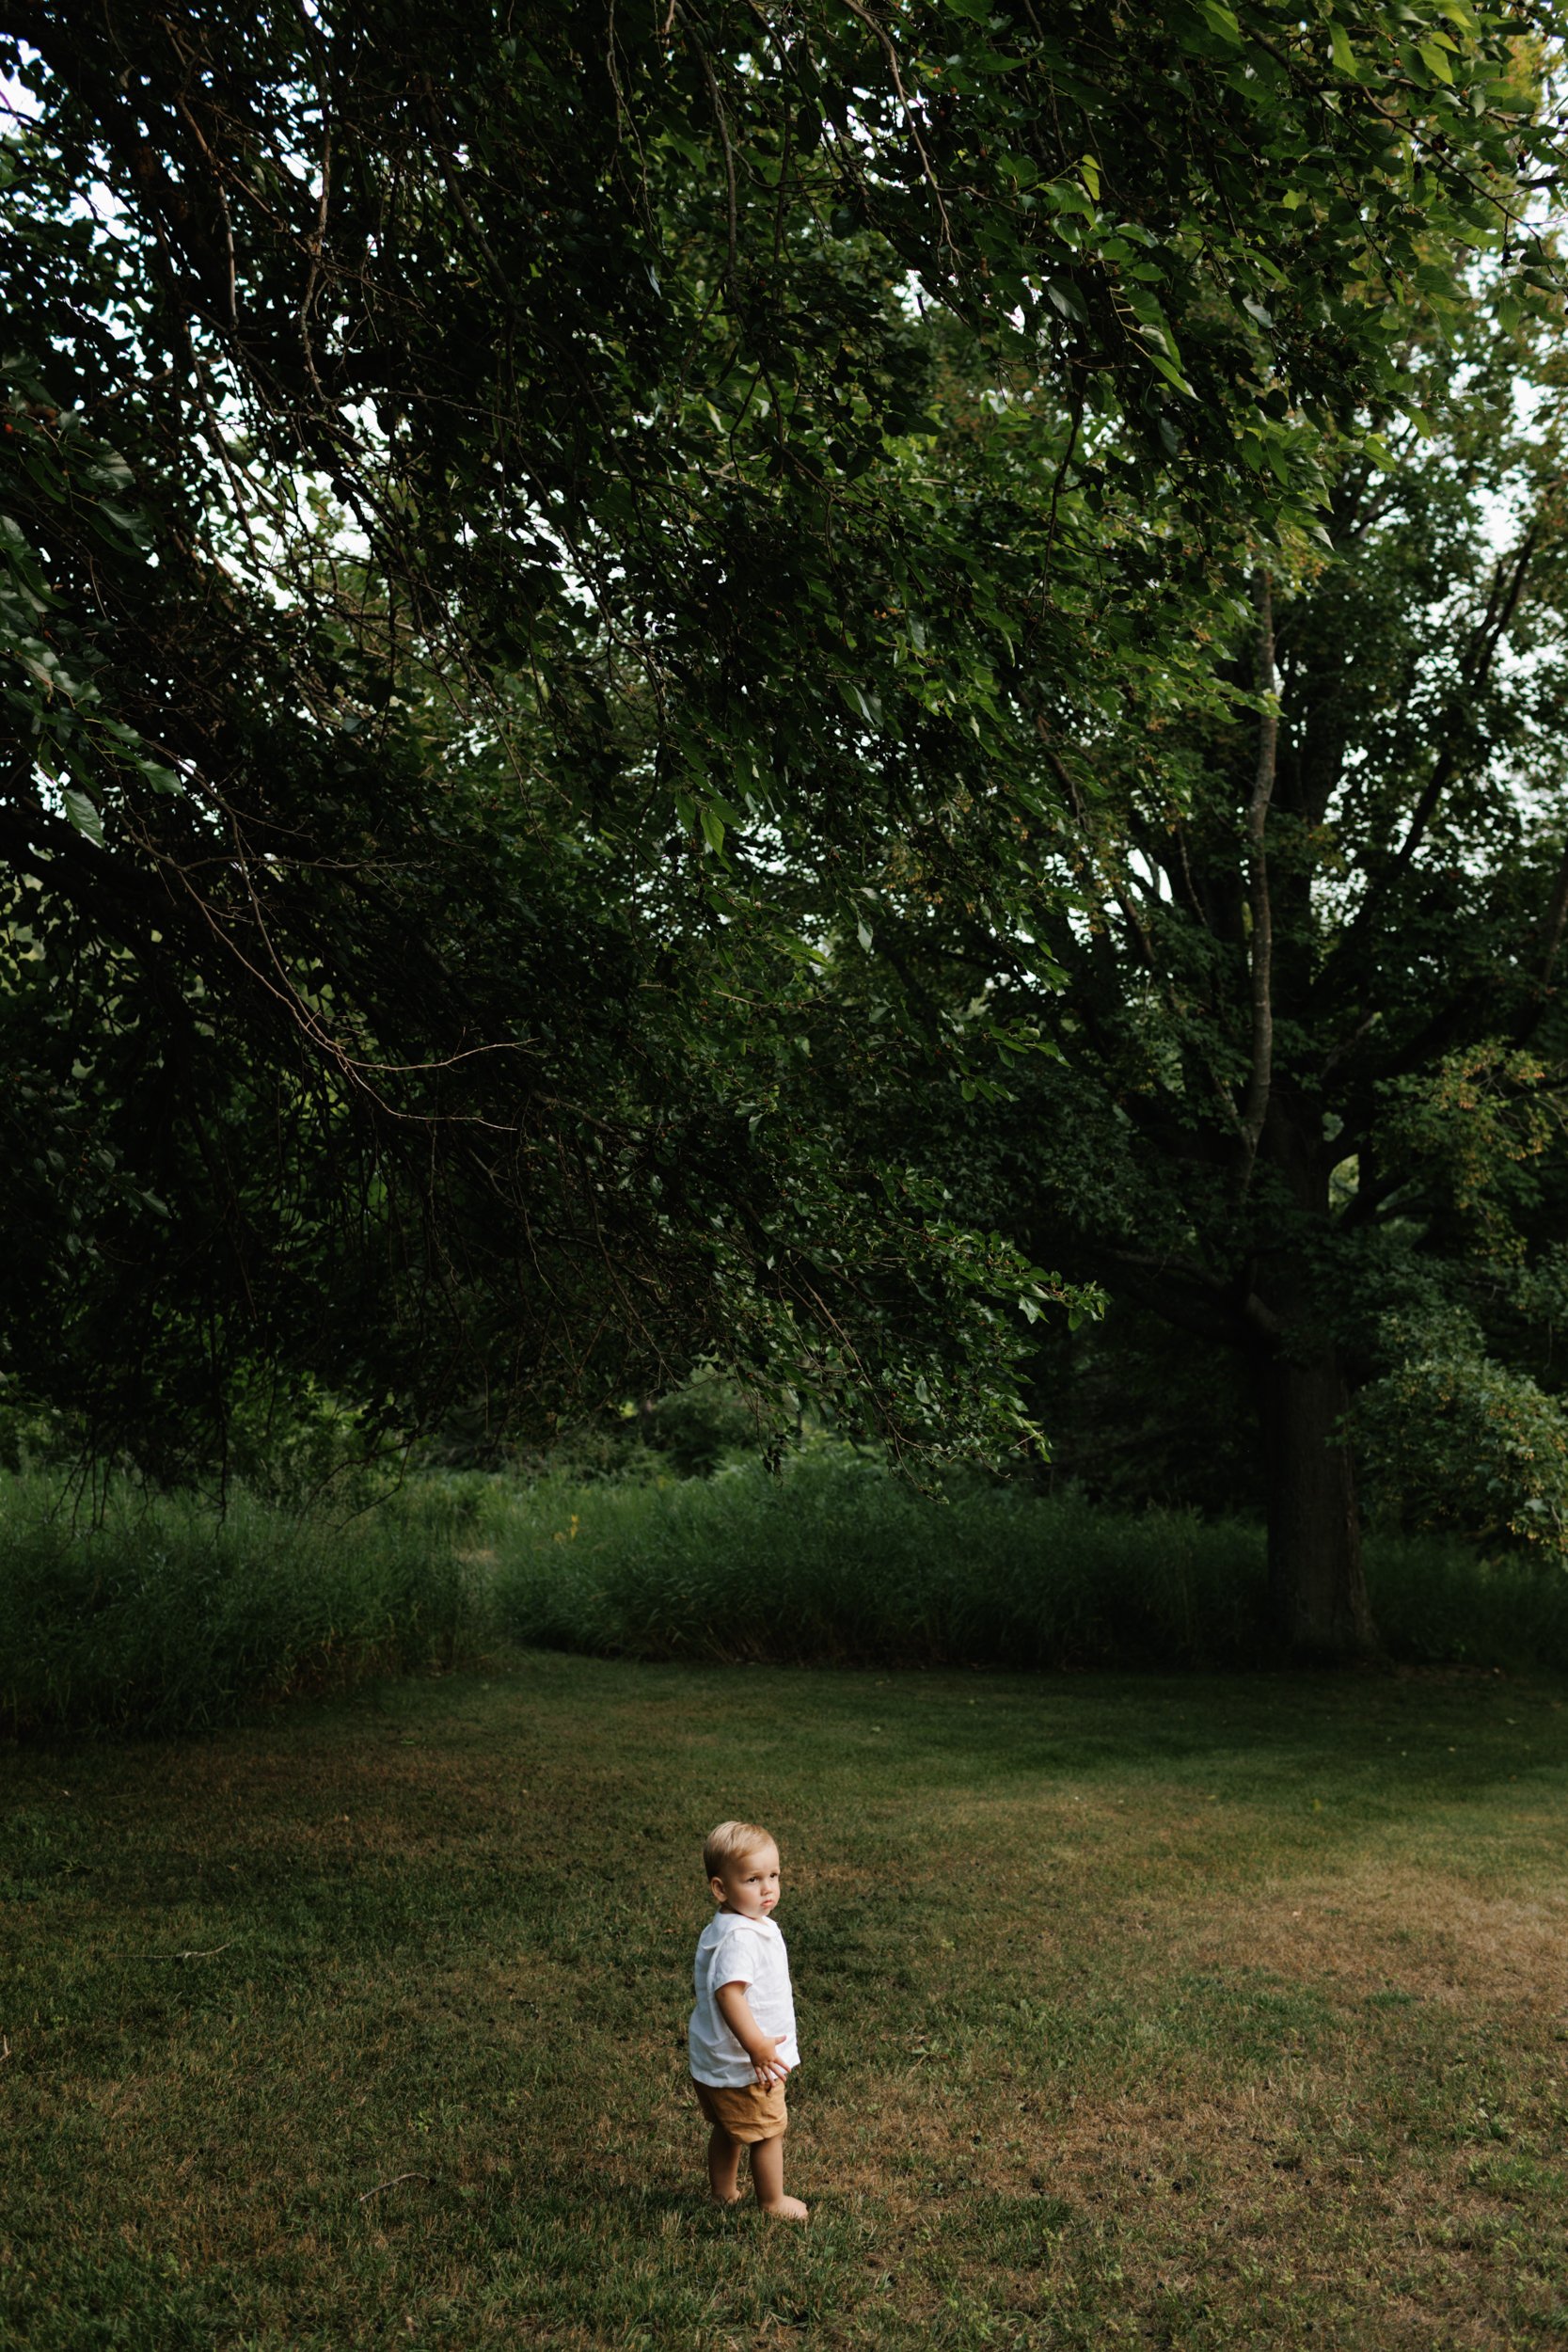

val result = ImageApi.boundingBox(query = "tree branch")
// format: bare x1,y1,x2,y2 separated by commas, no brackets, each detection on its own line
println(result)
1091,1247,1250,1349
1326,525,1539,984
839,0,958,270
1239,564,1277,1190
690,38,739,282
1035,720,1156,971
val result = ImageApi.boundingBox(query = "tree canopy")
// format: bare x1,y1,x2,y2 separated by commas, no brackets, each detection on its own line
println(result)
1,0,1560,1519
854,274,1568,1648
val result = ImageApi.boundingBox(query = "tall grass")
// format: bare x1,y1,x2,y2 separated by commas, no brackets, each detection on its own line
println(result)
486,1459,1267,1668
488,1454,1568,1674
8,1457,1567,1740
0,1475,473,1739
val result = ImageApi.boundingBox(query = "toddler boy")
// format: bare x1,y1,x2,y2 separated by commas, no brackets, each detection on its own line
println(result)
688,1819,808,2220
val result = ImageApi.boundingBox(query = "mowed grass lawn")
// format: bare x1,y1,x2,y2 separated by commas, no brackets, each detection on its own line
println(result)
6,1659,1568,2350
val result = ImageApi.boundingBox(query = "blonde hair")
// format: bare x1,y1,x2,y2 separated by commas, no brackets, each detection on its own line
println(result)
704,1819,775,1879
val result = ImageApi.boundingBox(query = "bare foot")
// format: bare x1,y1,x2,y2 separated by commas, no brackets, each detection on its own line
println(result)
760,2195,809,2222
710,2191,743,2208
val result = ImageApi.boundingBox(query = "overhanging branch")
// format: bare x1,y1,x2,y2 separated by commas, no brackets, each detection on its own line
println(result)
1239,564,1276,1192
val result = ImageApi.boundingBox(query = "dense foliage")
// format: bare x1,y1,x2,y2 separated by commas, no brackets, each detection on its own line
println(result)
852,281,1568,1646
1,5,1560,1615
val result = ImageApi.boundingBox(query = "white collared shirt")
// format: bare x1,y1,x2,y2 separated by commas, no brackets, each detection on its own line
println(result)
688,1908,800,2089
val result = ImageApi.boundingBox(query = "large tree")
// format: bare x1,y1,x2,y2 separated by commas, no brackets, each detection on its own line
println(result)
849,281,1568,1655
1,0,1554,1472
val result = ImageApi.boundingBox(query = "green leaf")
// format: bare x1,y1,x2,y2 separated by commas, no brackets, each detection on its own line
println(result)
1146,348,1195,397
1329,22,1357,75
1418,42,1453,84
1198,0,1243,42
1047,179,1096,217
62,787,103,845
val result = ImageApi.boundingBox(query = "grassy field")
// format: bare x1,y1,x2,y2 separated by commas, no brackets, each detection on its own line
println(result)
6,1656,1568,2350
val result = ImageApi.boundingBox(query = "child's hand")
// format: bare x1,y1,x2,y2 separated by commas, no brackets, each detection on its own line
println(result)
749,2037,790,2088
715,1980,790,2085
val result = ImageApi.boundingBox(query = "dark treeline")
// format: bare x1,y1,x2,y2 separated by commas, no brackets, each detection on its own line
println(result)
2,1,1565,1655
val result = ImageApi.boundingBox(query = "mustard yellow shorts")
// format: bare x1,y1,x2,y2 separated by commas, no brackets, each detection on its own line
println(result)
692,2075,788,2144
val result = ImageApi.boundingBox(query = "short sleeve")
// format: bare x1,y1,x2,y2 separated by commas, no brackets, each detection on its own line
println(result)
706,1928,754,1994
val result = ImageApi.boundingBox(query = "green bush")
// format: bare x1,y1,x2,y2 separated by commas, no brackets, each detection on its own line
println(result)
1356,1341,1568,1554
0,1477,473,1738
641,1373,766,1478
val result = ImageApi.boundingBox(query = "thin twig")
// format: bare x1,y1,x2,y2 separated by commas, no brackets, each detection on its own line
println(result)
358,2171,442,2201
1240,564,1277,1192
840,0,958,268
692,41,739,281
144,1941,234,1963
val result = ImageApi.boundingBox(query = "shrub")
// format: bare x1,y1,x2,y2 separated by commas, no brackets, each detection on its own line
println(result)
1355,1341,1568,1553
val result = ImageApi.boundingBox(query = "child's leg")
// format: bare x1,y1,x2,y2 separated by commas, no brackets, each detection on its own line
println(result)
706,2122,744,2205
748,2132,808,2221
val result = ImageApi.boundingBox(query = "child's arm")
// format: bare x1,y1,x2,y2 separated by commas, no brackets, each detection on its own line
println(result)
714,1979,790,2087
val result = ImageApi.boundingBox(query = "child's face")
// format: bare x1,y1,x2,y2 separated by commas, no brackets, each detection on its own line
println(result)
710,1840,781,1920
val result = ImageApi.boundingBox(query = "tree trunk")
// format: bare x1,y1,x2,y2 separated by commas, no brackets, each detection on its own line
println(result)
1256,1342,1377,1661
